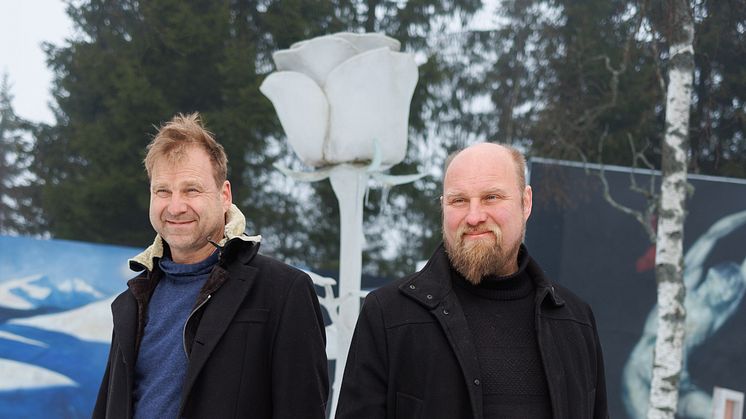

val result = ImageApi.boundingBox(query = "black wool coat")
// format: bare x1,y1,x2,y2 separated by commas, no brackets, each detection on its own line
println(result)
93,239,329,419
336,244,608,419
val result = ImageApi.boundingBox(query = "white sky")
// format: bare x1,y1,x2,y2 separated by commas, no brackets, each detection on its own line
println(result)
0,1,74,124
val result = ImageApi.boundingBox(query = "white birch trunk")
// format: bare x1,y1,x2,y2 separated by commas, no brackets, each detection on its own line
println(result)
647,2,695,418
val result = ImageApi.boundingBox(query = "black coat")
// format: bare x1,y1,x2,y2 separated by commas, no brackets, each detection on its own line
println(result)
93,239,329,419
336,244,608,419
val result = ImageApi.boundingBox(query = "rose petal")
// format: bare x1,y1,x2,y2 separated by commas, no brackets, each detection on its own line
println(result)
323,47,418,166
273,36,358,86
334,32,401,52
259,71,329,167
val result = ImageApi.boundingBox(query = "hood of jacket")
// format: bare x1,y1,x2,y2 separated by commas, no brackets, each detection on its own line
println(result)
128,203,261,272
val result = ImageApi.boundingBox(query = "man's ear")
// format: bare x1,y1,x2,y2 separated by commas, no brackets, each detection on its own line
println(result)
222,180,232,210
523,185,533,221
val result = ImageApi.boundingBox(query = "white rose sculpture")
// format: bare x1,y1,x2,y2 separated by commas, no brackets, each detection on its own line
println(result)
260,32,422,416
259,32,418,168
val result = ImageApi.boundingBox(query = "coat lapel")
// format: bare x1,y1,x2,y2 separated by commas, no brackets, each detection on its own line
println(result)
399,244,484,419
179,262,258,404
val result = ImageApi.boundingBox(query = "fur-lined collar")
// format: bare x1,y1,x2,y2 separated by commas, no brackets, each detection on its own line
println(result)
128,204,261,272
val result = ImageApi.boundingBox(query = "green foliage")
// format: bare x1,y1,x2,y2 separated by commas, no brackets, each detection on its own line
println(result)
28,0,483,277
23,0,743,278
690,0,746,177
0,74,44,235
456,0,744,180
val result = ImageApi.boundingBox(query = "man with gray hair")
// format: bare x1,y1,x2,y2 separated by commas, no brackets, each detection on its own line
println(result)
336,142,608,418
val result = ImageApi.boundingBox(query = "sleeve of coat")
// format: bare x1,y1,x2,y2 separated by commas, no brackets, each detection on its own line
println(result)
271,272,329,419
92,330,115,419
590,309,610,419
335,292,389,419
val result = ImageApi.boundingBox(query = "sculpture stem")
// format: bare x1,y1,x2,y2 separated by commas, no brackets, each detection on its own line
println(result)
329,164,368,415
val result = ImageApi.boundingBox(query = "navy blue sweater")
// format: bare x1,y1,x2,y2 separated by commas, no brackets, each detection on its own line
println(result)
133,251,218,419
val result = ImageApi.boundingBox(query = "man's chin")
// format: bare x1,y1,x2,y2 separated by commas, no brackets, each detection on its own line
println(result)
461,237,496,253
161,232,198,247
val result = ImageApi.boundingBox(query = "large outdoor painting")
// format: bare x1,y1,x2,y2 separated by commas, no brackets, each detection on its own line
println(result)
1,158,744,417
0,236,135,417
526,158,746,418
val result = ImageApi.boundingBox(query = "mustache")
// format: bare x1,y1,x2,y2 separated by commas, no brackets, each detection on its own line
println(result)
457,225,500,238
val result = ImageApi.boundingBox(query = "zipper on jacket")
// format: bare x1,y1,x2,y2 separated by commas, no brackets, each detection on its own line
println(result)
183,294,212,357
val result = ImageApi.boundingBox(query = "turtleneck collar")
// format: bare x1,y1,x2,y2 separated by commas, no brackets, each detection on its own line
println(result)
451,246,533,300
159,249,219,281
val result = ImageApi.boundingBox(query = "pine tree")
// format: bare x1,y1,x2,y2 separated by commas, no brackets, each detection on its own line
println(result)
0,74,43,235
31,0,482,277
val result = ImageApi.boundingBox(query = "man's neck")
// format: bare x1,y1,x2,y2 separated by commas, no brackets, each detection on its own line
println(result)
171,243,219,264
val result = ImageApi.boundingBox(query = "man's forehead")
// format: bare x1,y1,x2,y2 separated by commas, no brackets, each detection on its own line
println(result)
444,175,508,193
150,174,206,187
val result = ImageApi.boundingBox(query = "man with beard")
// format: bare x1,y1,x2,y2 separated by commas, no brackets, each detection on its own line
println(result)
336,143,608,419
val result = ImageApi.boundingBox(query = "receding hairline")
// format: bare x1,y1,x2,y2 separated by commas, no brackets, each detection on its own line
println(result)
143,112,228,187
443,143,527,190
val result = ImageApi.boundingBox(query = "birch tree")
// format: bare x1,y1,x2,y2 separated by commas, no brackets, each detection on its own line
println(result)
647,1,695,417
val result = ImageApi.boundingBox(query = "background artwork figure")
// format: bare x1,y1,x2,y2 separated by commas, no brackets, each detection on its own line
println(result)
622,210,746,418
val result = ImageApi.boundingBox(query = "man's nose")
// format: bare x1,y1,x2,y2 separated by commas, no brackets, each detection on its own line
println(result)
464,199,487,225
167,193,188,214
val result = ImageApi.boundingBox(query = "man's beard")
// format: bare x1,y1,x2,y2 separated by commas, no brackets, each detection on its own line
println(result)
443,223,524,285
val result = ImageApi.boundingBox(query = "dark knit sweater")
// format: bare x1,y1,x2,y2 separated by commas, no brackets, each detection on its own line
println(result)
452,250,552,418
133,250,219,419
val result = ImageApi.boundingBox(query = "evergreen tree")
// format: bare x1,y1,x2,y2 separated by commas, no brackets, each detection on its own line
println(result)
458,0,744,178
31,0,482,277
0,74,43,235
33,0,354,255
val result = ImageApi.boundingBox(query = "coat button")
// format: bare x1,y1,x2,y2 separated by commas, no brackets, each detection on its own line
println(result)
442,308,449,315
426,294,433,300
473,379,480,386
409,284,416,289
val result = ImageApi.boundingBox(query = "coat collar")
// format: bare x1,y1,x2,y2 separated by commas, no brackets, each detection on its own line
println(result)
128,204,261,272
397,242,565,419
400,243,565,308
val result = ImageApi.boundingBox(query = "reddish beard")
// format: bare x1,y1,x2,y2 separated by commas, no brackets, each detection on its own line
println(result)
444,223,523,285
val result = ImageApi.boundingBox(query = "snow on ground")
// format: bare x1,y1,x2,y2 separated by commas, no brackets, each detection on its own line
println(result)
0,358,77,390
10,296,115,343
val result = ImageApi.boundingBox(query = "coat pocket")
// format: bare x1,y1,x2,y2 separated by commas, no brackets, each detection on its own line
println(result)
396,391,423,419
232,308,270,323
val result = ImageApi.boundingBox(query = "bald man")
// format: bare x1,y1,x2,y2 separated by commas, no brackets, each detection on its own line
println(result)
336,143,608,419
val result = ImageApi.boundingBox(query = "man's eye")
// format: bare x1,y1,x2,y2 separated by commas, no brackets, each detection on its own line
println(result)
155,190,170,197
485,194,498,201
449,198,466,205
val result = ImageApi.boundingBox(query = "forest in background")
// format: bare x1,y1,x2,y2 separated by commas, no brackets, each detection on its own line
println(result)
1,0,744,277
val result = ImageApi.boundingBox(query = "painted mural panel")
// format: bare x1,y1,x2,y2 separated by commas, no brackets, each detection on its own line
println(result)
0,236,135,417
526,158,746,418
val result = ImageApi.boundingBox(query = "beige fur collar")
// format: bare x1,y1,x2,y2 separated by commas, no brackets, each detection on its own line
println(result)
129,204,261,272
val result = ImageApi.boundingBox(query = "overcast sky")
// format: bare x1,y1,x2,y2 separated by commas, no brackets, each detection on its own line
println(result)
1,1,73,124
